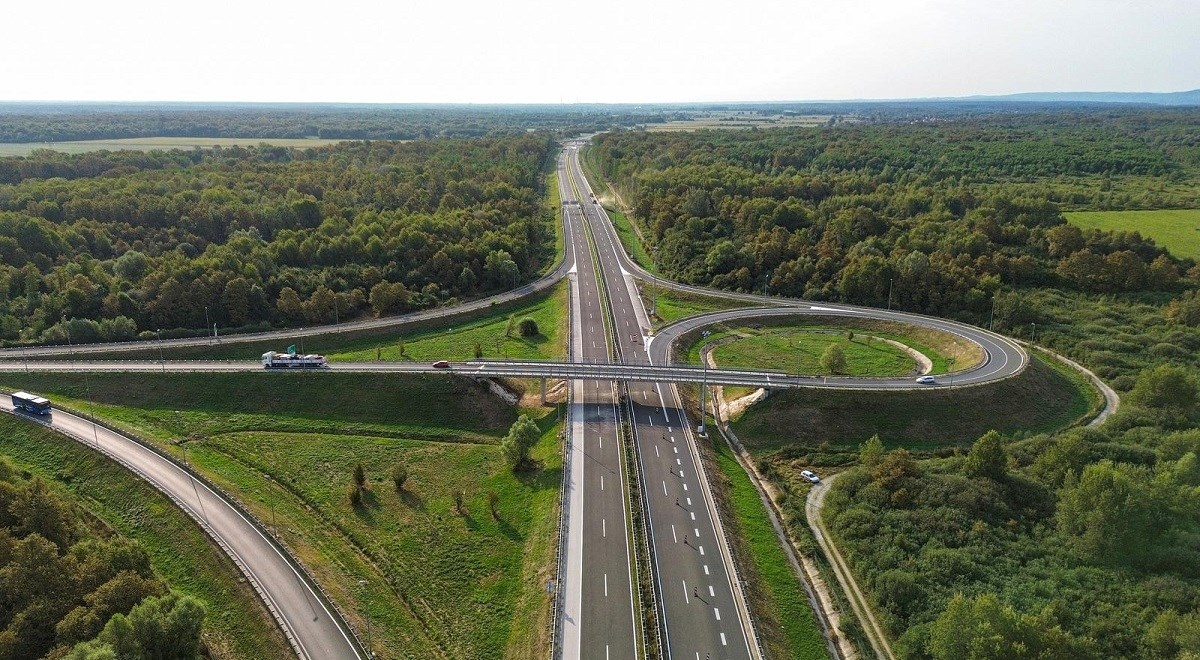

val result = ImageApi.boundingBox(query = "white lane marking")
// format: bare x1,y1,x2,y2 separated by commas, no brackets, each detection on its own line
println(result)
715,607,721,621
690,511,696,520
721,632,727,646
683,483,688,491
704,564,710,575
599,435,602,449
655,445,660,457
662,481,668,496
607,646,610,660
699,545,705,555
670,436,676,443
671,524,678,543
600,475,604,491
603,518,607,537
694,528,700,537
687,497,692,506
668,427,673,432
673,446,678,454
604,573,609,597
683,580,690,604
676,458,682,465
709,585,715,597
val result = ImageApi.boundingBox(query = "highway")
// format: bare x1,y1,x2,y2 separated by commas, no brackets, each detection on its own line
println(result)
0,140,1033,660
0,402,362,660
558,146,640,659
566,144,759,659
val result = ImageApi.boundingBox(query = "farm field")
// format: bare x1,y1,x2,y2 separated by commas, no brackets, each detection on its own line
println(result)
0,372,562,659
1065,209,1200,260
0,136,348,155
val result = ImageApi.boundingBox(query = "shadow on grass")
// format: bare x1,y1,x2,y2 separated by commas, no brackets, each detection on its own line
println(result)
398,488,426,510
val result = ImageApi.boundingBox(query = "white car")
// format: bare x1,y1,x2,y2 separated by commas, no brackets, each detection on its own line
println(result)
915,375,937,384
800,470,820,484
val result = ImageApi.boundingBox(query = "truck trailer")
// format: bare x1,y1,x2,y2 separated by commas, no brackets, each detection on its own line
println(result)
261,351,328,369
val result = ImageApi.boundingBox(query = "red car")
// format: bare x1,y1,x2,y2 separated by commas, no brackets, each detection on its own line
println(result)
432,360,450,369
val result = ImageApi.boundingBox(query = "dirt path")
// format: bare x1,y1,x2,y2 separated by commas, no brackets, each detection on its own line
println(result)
806,475,895,660
704,345,855,660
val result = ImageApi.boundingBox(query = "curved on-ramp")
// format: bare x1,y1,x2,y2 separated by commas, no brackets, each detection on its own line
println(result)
0,400,364,660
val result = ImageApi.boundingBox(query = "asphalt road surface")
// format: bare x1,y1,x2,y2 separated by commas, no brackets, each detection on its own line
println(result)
566,144,758,659
559,146,640,660
0,401,362,660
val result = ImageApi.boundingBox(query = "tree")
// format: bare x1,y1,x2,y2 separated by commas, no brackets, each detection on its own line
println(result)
276,287,303,322
501,415,541,470
859,435,885,467
484,250,519,289
1165,290,1200,326
928,593,1079,660
1128,364,1198,412
1056,460,1166,563
964,430,1007,480
369,281,411,318
518,318,539,337
452,490,466,515
69,592,206,660
353,464,367,490
391,464,408,492
820,344,846,374
487,492,500,520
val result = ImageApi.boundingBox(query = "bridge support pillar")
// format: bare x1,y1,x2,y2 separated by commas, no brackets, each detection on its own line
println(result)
540,377,547,405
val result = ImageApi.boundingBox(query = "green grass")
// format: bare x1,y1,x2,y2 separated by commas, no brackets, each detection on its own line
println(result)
0,136,348,156
1065,209,1200,260
640,283,748,327
708,330,917,377
0,373,561,658
0,415,290,659
73,281,568,364
732,354,1098,459
606,207,658,274
709,436,829,658
547,171,565,275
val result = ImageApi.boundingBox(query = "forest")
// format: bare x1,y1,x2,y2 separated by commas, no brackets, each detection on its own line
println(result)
591,109,1200,658
0,135,558,344
0,454,205,658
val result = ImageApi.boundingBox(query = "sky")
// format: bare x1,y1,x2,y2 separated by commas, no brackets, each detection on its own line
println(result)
6,0,1198,104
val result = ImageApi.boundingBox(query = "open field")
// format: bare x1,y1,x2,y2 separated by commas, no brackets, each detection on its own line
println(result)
50,281,568,364
1065,209,1200,260
0,136,349,156
732,354,1100,460
0,414,290,659
0,372,561,659
708,330,917,377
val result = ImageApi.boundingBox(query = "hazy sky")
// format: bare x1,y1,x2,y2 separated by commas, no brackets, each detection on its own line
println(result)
7,0,1197,103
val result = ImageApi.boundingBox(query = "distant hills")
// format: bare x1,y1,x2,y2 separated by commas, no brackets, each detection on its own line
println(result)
952,89,1200,106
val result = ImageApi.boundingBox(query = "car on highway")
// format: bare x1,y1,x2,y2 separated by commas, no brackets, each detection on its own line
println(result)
916,375,937,384
800,470,820,484
432,360,450,369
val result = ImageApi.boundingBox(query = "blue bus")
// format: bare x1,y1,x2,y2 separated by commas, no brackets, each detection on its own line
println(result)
11,391,51,415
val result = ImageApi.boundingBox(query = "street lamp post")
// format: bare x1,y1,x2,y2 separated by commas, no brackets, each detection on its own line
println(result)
887,278,894,311
204,306,210,343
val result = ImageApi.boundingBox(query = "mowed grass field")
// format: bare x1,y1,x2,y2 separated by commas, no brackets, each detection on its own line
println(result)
709,330,917,377
1065,209,1200,260
0,136,348,156
0,372,561,659
0,414,291,659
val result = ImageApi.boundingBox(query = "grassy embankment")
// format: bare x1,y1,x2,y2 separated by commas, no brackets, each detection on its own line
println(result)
0,372,562,659
1065,208,1200,260
68,281,568,365
0,414,290,659
734,353,1100,461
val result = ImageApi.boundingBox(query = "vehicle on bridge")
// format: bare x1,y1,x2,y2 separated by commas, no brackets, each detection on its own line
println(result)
261,351,328,369
11,391,51,415
432,360,450,369
915,375,937,384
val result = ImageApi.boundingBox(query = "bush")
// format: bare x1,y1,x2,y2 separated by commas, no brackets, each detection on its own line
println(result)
349,485,363,507
391,464,408,492
518,318,539,337
820,343,846,374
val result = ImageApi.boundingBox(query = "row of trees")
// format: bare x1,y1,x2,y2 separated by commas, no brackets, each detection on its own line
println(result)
0,455,205,658
0,136,559,343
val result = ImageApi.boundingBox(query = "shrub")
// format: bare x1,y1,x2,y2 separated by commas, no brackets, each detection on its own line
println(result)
391,464,408,492
518,318,539,337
